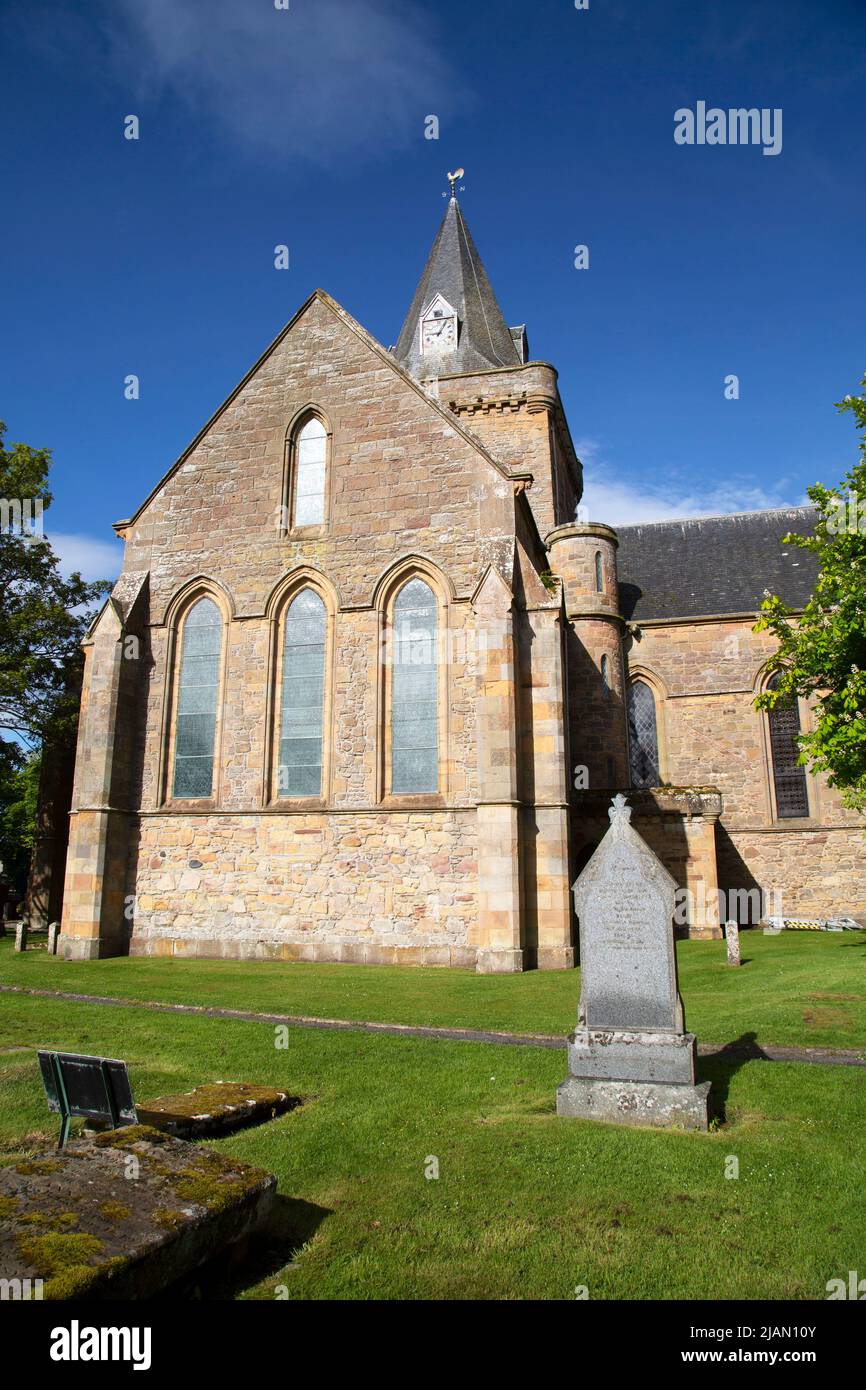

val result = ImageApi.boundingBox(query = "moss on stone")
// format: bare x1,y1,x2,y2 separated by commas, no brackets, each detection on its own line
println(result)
139,1081,287,1120
1,1128,274,1301
15,1158,61,1176
18,1210,79,1230
44,1255,126,1302
152,1207,187,1228
98,1200,131,1222
16,1230,104,1279
92,1123,169,1149
0,1194,19,1219
172,1163,258,1212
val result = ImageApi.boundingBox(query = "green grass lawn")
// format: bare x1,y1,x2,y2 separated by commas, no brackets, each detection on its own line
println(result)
2,929,865,1051
1,931,865,1299
0,991,863,1300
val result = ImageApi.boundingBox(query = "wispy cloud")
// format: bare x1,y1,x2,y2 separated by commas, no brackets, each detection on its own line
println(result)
98,0,464,166
575,438,806,527
48,532,123,583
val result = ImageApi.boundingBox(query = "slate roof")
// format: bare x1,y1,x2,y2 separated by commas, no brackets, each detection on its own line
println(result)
616,507,819,621
394,197,523,378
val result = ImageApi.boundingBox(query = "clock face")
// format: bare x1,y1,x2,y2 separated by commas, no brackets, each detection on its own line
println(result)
421,314,457,352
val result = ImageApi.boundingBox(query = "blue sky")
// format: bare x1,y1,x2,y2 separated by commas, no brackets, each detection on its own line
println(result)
2,0,864,581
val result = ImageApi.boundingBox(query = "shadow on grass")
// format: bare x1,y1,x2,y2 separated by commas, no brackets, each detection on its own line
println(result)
156,1194,332,1300
698,1031,772,1124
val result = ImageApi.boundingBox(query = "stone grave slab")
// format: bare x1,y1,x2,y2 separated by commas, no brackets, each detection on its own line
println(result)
135,1082,298,1139
0,1126,276,1299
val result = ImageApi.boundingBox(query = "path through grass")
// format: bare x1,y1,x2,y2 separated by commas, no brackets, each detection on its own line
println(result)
2,931,865,1051
1,988,863,1300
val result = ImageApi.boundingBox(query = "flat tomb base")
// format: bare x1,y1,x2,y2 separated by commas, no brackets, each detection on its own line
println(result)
0,1126,276,1299
135,1082,299,1140
556,1076,712,1131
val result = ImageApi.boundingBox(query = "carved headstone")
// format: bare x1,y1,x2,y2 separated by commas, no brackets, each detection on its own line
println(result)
725,919,741,967
557,794,712,1129
14,921,28,953
47,922,61,956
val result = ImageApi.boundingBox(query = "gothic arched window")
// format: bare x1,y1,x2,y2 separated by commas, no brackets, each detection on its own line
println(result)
391,578,438,794
291,417,327,527
172,597,223,799
767,674,809,818
277,588,326,797
628,679,660,788
594,550,604,593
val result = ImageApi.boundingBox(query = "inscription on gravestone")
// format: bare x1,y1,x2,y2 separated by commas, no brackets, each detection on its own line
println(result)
557,794,712,1130
578,844,683,1032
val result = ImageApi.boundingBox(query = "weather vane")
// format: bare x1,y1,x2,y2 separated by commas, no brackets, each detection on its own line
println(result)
444,167,465,198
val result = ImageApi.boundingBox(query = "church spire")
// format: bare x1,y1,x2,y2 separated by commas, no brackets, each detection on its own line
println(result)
394,187,524,379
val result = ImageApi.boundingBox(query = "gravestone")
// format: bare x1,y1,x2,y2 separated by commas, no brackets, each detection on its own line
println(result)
725,919,741,966
557,794,712,1130
14,921,28,953
47,921,61,955
0,861,8,932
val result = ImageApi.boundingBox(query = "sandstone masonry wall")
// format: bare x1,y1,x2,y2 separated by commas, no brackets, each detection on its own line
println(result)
625,616,866,919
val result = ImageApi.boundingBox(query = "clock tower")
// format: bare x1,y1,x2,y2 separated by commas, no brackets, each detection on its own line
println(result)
394,192,526,380
419,292,459,357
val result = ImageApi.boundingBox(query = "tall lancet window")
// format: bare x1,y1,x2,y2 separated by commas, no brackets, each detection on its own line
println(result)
595,550,604,593
628,679,660,788
278,589,326,797
292,418,327,526
173,597,222,799
391,579,438,794
767,674,809,818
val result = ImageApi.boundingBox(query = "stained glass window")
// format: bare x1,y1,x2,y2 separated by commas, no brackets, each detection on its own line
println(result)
278,589,326,797
173,597,222,799
628,679,660,788
392,579,438,794
293,418,326,526
767,675,809,818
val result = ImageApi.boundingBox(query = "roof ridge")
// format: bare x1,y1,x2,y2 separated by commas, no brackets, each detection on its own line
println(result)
452,201,511,369
616,503,814,531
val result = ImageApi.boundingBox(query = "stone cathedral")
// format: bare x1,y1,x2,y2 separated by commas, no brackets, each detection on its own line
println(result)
59,195,865,968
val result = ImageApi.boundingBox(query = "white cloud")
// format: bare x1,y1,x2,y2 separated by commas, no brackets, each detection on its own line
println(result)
100,0,464,165
48,532,123,583
574,438,806,527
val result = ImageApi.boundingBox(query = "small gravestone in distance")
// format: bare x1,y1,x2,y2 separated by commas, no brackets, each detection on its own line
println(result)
47,922,61,955
557,794,712,1130
725,919,741,967
14,921,28,953
0,861,8,935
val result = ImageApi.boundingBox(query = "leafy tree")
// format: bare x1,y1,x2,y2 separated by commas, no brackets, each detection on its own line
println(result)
1,423,111,898
0,744,40,896
0,421,110,744
754,377,866,813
